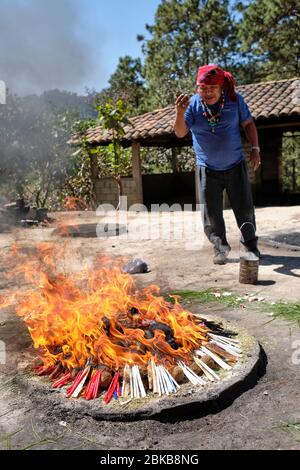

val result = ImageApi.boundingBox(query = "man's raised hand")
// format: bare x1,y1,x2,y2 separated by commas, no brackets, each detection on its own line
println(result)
175,94,190,114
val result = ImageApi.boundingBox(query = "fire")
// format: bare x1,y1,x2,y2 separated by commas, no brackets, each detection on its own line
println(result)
63,196,91,211
1,243,210,374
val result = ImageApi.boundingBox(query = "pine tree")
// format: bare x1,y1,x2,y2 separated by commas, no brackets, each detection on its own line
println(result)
141,0,238,107
237,0,300,80
98,56,148,114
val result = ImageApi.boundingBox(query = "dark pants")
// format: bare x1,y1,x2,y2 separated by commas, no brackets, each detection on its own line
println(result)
195,160,258,252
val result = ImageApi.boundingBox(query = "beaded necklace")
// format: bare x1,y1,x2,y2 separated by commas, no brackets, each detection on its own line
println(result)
201,92,225,133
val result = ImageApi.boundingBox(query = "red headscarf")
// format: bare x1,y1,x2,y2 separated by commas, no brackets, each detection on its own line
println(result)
197,64,237,101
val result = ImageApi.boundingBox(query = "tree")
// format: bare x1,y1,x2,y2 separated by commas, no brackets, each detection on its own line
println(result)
94,98,132,207
41,89,97,119
0,92,28,198
97,56,148,114
73,98,132,209
236,0,300,80
0,91,87,208
24,111,77,208
64,118,97,207
140,0,238,108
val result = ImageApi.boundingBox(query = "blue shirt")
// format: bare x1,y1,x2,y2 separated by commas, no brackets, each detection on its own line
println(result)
184,92,252,171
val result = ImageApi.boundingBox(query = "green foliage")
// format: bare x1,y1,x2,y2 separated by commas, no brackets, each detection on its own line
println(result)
95,98,130,138
172,289,300,325
237,0,300,80
0,90,97,209
265,300,300,324
94,144,132,177
141,147,194,174
41,89,97,119
71,98,132,207
97,56,149,115
0,93,27,197
141,148,173,174
141,0,238,108
59,119,96,207
93,98,132,174
140,0,299,102
0,93,79,208
24,111,77,208
175,147,195,172
281,422,300,442
171,288,243,307
1,2,299,211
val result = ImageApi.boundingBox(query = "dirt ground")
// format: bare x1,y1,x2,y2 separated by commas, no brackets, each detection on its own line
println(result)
0,205,300,450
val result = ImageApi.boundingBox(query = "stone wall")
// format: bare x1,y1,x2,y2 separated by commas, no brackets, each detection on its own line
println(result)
93,142,144,208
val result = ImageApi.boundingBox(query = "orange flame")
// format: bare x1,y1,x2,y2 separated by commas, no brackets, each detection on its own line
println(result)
63,197,91,211
1,244,210,374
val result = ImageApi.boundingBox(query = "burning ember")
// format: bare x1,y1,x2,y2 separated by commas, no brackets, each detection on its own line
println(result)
63,196,91,211
1,243,241,404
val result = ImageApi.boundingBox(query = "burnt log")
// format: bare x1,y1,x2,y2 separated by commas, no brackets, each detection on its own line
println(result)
130,341,147,355
47,345,63,356
201,318,237,337
102,316,111,335
128,306,139,316
148,321,178,350
144,329,154,339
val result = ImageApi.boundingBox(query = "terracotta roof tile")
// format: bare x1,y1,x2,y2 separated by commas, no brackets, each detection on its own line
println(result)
73,78,300,145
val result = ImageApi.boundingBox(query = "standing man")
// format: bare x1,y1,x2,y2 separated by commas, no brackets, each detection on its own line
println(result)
174,64,261,264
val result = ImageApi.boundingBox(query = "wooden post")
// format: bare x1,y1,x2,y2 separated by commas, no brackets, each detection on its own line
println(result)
89,154,99,208
132,142,143,204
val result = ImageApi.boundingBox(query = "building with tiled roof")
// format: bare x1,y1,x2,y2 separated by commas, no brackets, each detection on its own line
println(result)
76,78,300,207
83,78,300,147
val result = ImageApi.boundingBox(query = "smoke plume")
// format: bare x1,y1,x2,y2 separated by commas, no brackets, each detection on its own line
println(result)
0,0,97,95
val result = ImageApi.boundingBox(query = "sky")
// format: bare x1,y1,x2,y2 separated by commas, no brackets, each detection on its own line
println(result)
0,0,161,96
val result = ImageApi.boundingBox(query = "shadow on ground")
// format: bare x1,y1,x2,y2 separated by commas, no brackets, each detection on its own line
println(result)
260,254,300,277
52,223,127,238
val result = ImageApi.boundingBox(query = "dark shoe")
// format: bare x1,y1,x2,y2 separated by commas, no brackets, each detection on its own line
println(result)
244,242,261,258
213,252,227,265
252,248,261,258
